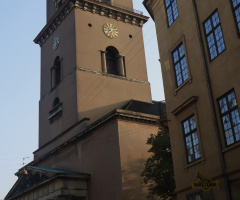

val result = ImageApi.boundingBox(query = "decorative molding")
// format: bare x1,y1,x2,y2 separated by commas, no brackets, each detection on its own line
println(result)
172,96,198,115
34,0,75,46
40,67,150,101
34,0,148,46
48,103,63,122
76,67,150,85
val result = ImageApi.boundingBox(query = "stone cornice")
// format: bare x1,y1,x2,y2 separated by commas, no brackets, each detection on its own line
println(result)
143,0,160,21
23,109,159,169
171,96,198,115
34,0,75,46
77,67,150,85
34,0,148,47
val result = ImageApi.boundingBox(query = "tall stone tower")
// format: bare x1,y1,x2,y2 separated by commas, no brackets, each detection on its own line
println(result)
5,1,166,199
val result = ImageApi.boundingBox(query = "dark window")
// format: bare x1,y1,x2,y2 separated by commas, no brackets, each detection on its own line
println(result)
182,115,201,163
203,10,226,61
172,43,189,87
230,179,240,200
53,97,60,107
218,90,240,146
187,191,203,200
51,56,61,88
231,0,240,35
164,0,179,27
48,97,62,122
106,51,117,75
106,46,118,75
53,0,63,9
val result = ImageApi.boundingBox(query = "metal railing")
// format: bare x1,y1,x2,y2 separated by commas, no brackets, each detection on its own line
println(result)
94,0,143,15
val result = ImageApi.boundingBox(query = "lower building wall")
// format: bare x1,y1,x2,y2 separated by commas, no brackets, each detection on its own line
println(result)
118,120,159,200
35,116,159,200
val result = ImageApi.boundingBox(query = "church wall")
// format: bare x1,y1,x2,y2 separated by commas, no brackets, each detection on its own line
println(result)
46,0,56,22
111,0,133,10
79,120,123,200
117,119,159,200
38,120,123,200
74,9,149,82
40,11,76,98
38,72,78,147
76,70,152,123
39,11,78,147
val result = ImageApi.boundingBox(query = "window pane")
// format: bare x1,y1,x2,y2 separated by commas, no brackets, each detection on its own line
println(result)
228,91,237,108
172,0,179,20
231,1,240,34
165,0,170,7
187,191,204,200
219,98,228,114
230,180,240,200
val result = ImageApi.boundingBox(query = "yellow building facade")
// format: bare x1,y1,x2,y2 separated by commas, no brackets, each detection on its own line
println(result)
144,0,240,199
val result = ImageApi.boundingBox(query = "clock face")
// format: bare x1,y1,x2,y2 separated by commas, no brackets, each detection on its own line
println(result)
103,23,119,39
53,35,60,51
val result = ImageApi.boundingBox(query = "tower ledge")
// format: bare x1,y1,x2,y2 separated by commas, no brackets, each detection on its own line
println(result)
34,0,149,47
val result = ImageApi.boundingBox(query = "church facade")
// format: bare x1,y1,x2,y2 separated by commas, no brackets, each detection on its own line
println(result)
5,0,166,200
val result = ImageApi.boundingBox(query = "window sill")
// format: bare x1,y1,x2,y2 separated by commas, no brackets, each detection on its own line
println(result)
173,77,192,96
184,158,205,172
222,141,240,153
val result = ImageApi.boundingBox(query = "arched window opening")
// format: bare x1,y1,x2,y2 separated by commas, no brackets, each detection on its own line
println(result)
51,56,61,89
104,46,125,77
106,46,119,75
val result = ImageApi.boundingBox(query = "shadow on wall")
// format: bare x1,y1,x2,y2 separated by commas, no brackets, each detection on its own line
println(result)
78,100,130,123
121,158,151,200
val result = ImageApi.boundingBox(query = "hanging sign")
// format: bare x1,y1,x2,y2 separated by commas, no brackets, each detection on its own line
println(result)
191,171,220,191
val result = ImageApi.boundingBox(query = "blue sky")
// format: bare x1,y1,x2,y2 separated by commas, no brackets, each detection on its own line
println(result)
0,1,164,198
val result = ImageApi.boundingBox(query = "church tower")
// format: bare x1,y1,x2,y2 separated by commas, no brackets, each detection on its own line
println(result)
37,0,151,148
5,1,166,200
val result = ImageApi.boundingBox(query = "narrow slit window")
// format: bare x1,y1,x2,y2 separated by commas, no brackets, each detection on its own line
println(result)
51,56,61,89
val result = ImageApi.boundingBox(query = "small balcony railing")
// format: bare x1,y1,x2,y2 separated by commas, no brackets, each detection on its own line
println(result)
94,0,143,15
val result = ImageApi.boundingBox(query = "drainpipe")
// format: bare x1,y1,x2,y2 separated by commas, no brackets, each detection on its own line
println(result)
192,0,231,199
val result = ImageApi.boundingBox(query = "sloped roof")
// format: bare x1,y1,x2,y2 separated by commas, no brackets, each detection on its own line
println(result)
5,166,90,200
122,99,166,118
27,166,90,175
